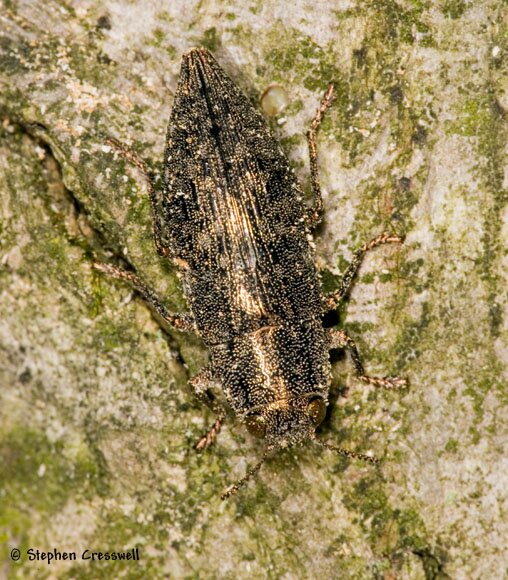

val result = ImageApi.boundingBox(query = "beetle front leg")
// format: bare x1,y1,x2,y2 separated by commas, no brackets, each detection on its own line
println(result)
324,232,403,311
105,137,171,259
189,365,226,451
93,263,196,333
328,328,407,389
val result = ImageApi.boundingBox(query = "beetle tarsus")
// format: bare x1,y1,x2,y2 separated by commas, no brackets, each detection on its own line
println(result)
194,416,224,451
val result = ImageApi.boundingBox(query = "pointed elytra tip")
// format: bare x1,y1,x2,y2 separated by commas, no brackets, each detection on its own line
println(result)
182,47,213,63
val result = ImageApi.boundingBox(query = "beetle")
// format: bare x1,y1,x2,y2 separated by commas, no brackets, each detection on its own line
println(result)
95,48,405,498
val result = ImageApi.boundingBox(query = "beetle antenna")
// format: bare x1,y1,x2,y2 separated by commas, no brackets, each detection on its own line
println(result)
221,451,269,500
310,434,379,464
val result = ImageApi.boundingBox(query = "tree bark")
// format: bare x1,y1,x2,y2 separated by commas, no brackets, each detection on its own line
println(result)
0,1,506,577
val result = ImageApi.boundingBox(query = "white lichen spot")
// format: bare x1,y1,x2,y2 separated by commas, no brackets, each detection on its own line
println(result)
356,127,370,137
65,79,111,114
34,145,46,160
71,147,81,164
2,246,23,269
120,500,136,516
96,366,108,378
45,420,66,443
37,464,46,477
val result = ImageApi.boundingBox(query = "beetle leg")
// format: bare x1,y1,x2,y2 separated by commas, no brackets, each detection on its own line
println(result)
324,232,403,311
194,416,224,451
306,84,335,228
105,137,171,259
189,365,226,451
328,328,407,390
93,263,196,333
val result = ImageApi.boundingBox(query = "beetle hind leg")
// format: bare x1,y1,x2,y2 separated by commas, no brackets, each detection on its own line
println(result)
328,328,407,390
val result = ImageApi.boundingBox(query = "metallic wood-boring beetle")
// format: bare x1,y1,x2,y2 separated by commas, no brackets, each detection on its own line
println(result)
95,48,406,499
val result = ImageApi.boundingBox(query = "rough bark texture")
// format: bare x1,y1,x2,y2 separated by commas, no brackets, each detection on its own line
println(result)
0,1,506,578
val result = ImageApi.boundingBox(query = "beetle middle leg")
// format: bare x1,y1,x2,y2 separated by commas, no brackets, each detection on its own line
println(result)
324,232,403,311
306,84,335,227
189,365,226,451
93,263,196,332
328,328,407,389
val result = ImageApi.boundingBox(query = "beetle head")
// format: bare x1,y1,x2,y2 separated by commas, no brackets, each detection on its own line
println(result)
220,395,327,500
244,395,327,450
220,396,378,500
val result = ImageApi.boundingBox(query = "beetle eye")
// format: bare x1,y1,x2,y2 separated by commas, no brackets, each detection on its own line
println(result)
245,414,267,438
308,397,326,426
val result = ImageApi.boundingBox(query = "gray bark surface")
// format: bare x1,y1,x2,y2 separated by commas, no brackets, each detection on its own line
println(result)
0,1,506,578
